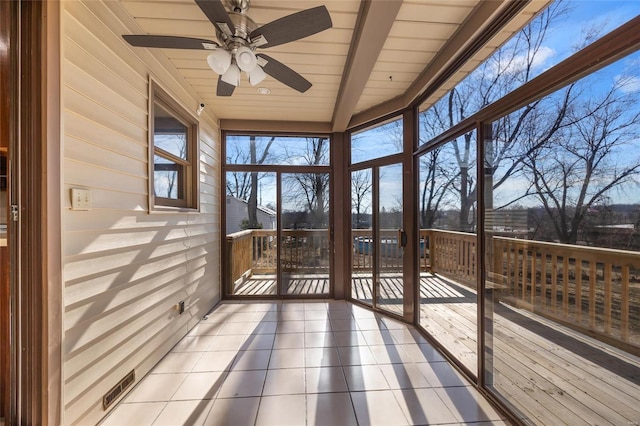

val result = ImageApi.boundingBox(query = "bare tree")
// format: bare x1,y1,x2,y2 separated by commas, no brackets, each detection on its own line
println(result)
247,136,275,228
351,169,372,228
525,78,640,243
283,137,330,227
418,2,568,231
418,147,457,228
225,144,252,199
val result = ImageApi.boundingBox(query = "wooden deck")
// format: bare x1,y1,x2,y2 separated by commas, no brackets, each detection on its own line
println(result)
417,274,640,425
233,272,640,424
232,274,329,296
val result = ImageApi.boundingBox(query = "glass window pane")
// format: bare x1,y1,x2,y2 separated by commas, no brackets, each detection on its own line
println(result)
351,169,374,305
281,172,330,296
377,164,404,316
418,133,478,375
351,117,403,164
153,154,182,200
226,135,329,166
225,172,277,296
483,49,640,424
154,104,188,159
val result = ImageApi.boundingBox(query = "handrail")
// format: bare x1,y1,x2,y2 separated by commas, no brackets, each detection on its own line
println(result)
226,228,639,348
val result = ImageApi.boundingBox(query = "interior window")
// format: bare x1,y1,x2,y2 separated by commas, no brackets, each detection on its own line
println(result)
150,83,199,210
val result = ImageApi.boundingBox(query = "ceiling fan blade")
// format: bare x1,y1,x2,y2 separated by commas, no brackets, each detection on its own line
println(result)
217,76,236,96
123,35,219,50
249,6,332,49
195,0,235,35
257,54,312,93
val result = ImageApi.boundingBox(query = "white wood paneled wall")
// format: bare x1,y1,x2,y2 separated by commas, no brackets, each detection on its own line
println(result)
61,2,220,424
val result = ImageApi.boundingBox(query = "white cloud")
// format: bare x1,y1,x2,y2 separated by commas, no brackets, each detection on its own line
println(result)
488,46,555,77
615,75,640,93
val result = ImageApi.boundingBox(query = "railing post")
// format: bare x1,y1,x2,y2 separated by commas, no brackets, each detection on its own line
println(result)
225,235,234,294
429,230,435,273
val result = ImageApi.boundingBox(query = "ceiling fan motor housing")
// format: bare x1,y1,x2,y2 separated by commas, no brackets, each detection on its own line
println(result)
218,12,258,50
225,0,250,14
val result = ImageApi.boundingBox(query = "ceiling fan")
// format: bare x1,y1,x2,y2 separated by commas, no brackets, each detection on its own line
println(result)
123,0,332,96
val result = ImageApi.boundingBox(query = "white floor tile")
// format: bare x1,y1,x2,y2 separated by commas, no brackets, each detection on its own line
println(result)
304,310,329,321
273,332,305,349
305,347,341,367
203,397,260,426
262,367,305,395
152,352,203,374
330,319,360,331
217,370,267,398
415,362,468,387
360,329,396,345
124,373,187,402
343,365,390,391
230,350,271,370
240,333,275,351
307,392,358,426
333,330,368,346
102,402,165,426
172,335,216,352
255,394,306,426
107,301,503,426
379,363,432,389
369,344,413,364
224,312,257,323
268,348,305,369
152,399,213,426
192,351,237,372
304,319,332,332
399,343,447,363
276,320,305,333
435,386,504,423
304,332,336,348
171,371,226,401
207,335,246,351
306,366,348,393
392,388,458,425
338,345,378,366
249,321,278,334
351,390,409,426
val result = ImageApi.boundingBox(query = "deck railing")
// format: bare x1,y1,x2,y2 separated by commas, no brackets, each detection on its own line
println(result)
492,236,640,345
226,228,640,348
226,229,329,286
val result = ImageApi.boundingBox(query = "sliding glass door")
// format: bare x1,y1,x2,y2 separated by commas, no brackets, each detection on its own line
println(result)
224,135,332,298
281,173,331,296
376,164,404,315
351,163,404,316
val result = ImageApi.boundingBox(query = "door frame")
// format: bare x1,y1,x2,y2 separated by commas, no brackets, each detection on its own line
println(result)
221,132,335,300
1,1,62,424
348,157,409,319
277,170,333,297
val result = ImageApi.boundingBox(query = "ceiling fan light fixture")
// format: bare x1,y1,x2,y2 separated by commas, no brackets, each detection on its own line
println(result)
235,46,257,72
221,62,241,87
207,50,231,75
249,65,267,86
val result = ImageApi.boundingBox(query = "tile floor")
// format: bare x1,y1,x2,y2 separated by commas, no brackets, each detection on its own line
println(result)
102,300,507,426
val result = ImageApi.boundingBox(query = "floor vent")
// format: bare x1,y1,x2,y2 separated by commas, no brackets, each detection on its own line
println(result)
103,370,135,410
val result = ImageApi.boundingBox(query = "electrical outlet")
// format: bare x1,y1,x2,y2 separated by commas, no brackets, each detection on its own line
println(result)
71,188,92,210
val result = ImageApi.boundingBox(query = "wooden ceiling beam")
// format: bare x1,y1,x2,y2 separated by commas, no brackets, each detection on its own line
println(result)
331,0,402,133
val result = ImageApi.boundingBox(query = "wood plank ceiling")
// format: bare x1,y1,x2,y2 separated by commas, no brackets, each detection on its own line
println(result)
118,0,549,132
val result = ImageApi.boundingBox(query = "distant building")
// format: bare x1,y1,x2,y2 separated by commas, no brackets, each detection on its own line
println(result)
226,196,276,234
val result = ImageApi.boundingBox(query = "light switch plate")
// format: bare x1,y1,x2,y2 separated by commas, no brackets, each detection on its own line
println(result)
71,188,92,210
